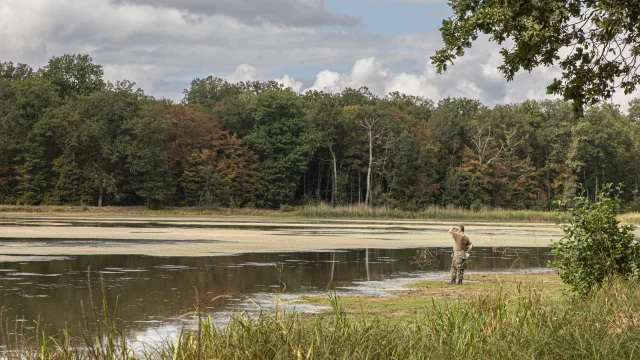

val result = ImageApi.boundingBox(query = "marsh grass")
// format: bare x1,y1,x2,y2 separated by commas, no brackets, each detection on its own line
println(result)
3,204,639,224
0,204,564,222
620,212,640,225
3,273,640,359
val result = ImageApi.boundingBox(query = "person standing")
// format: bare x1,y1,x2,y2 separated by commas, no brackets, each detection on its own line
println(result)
449,225,473,285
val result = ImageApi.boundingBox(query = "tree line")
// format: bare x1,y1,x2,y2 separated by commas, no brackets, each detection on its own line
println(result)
1,55,639,210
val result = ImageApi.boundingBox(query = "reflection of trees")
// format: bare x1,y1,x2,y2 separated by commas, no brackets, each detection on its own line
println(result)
365,248,370,281
0,248,554,337
328,252,336,288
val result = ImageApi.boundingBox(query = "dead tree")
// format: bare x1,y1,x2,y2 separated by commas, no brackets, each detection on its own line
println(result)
358,114,390,207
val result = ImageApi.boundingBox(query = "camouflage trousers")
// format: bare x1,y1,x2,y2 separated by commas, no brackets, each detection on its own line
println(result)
451,250,467,284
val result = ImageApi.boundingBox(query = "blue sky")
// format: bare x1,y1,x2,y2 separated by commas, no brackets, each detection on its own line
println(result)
264,0,453,82
1,0,637,108
324,0,450,35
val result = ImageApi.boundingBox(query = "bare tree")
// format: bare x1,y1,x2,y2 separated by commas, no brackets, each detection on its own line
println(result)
328,140,338,206
358,111,390,207
470,124,501,166
470,124,529,168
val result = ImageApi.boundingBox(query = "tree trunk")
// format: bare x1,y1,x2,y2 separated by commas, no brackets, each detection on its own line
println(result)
317,162,322,200
329,144,337,207
98,186,103,207
547,172,552,211
584,168,589,199
350,172,353,204
365,129,373,207
595,168,598,202
358,172,361,204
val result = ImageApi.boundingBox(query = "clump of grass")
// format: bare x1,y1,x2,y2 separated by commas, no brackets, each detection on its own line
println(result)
3,278,640,359
620,212,640,225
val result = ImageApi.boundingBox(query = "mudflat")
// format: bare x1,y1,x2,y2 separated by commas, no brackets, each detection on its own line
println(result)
0,214,573,260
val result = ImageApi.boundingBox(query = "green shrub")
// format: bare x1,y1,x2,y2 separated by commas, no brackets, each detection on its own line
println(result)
551,184,639,295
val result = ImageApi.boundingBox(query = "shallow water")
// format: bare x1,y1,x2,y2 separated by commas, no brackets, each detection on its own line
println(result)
0,247,553,342
0,216,563,259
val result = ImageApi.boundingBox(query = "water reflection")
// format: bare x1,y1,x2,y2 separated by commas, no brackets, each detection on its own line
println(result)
0,247,553,336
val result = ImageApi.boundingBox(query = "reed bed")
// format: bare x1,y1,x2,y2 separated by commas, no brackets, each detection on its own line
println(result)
619,212,640,225
292,204,559,222
2,277,640,359
0,204,565,223
6,204,640,224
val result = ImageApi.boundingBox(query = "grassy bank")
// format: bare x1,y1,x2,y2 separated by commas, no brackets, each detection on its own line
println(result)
0,204,562,222
3,273,640,359
301,272,569,320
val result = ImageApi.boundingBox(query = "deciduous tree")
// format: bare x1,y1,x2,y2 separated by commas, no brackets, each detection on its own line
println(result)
432,0,640,114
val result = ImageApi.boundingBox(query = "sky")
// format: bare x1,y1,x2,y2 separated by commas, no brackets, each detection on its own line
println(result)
1,0,637,109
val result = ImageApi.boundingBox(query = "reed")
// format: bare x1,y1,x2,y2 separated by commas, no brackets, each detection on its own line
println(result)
292,203,560,222
3,279,640,359
0,204,566,222
619,212,640,225
6,204,639,224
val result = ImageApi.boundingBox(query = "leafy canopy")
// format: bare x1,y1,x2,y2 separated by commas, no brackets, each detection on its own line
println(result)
432,0,640,115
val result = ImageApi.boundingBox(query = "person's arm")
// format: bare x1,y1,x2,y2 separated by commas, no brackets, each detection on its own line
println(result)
449,227,456,235
467,243,473,252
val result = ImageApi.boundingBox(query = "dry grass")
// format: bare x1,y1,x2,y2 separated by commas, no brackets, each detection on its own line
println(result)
0,204,562,222
2,205,639,224
620,212,640,225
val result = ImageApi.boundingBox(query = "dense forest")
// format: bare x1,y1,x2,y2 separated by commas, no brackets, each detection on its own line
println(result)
1,55,639,210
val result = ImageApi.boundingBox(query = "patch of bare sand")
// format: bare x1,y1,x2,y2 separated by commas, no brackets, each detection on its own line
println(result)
0,215,564,259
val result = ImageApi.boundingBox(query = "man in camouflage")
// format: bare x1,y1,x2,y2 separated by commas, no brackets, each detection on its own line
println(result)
449,225,473,285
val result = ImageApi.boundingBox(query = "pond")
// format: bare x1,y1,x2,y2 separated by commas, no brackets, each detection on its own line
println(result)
0,247,553,343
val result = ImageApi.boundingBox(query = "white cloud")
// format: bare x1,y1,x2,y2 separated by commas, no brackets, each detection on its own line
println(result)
305,57,439,99
110,0,361,27
0,0,384,100
0,0,637,109
221,64,302,93
302,51,555,106
225,64,264,83
275,74,303,92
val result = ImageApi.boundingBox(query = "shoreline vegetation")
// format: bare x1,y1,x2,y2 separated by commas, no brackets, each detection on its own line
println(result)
2,56,640,218
1,204,639,224
3,272,640,359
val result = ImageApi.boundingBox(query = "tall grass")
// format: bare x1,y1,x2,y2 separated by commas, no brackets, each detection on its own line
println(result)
292,203,560,222
620,212,640,225
0,204,563,222
2,204,639,224
3,278,640,359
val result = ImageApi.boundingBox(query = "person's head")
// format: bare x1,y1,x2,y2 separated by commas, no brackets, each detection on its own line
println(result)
458,225,465,233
